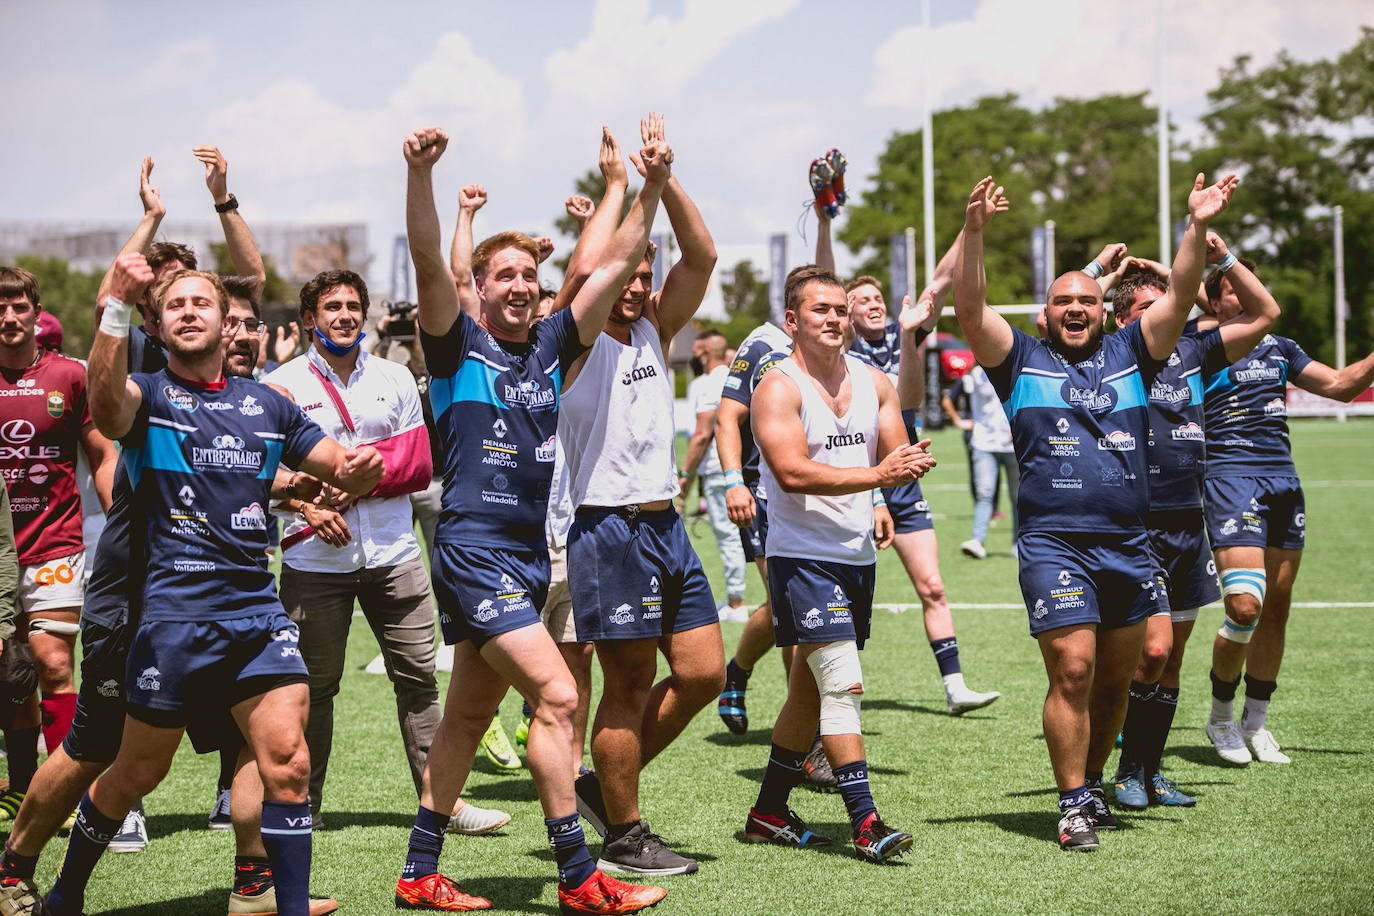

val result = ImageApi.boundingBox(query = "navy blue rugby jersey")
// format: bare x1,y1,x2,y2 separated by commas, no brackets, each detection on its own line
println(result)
421,310,586,549
122,371,325,622
1202,334,1313,478
849,320,900,373
720,325,791,487
984,322,1164,533
1145,328,1228,512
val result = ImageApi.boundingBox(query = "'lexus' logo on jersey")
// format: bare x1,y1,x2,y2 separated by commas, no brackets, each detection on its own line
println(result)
0,419,35,444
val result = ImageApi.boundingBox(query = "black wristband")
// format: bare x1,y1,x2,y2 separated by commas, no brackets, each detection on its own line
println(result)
912,326,932,346
214,193,239,214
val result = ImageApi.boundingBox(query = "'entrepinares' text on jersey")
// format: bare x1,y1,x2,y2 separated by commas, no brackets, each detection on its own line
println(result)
1202,334,1313,478
1146,328,1228,512
422,310,586,549
984,323,1163,533
122,371,325,622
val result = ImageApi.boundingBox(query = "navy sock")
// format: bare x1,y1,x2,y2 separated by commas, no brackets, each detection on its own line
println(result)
1085,770,1103,791
1058,785,1093,812
47,793,121,912
402,805,448,881
545,813,595,889
1143,686,1180,772
929,637,961,677
1118,680,1159,768
1210,669,1241,701
1,845,39,882
754,743,807,814
833,761,878,833
3,727,39,794
261,801,312,916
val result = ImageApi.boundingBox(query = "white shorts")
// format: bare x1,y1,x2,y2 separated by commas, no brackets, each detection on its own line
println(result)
18,551,86,616
541,546,578,644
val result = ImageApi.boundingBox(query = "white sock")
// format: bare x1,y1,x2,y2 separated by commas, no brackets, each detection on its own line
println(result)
1210,696,1234,724
943,672,967,695
1240,696,1270,734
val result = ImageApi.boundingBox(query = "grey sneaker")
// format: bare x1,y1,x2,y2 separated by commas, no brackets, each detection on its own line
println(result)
108,804,148,853
596,819,698,876
208,787,232,830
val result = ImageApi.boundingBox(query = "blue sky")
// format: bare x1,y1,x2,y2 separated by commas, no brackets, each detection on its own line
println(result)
2,0,1367,310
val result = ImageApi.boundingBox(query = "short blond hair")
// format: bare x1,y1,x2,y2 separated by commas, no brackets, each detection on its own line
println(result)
472,232,541,279
151,269,229,318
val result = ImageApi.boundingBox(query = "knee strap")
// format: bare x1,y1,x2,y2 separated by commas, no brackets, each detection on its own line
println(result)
806,641,863,737
1221,568,1266,603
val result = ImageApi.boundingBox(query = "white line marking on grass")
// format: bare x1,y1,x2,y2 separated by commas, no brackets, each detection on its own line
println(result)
878,601,1374,613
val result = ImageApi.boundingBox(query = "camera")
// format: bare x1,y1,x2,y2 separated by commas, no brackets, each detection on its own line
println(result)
384,300,418,342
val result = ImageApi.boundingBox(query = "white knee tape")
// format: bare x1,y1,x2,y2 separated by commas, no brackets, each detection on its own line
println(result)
1221,568,1266,603
28,618,80,638
1218,616,1257,644
807,641,863,736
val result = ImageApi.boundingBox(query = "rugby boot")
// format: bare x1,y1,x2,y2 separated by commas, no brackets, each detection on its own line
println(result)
946,686,1001,716
208,787,232,830
1147,772,1197,807
226,881,339,915
0,791,24,822
1111,764,1149,811
394,873,492,911
479,720,522,771
1057,807,1098,852
107,804,147,853
447,803,511,836
743,807,832,849
801,737,837,793
557,869,666,915
1086,787,1120,830
717,664,748,735
809,157,838,219
0,878,41,916
1243,727,1291,764
851,813,913,863
825,148,848,205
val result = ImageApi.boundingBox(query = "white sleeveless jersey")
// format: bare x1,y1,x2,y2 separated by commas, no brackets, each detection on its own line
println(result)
559,317,679,508
760,355,880,565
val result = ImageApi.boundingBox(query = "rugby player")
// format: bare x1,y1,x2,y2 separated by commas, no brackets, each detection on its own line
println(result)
952,172,1237,851
743,264,934,861
557,113,725,877
1199,256,1374,765
0,266,116,797
396,124,667,912
30,255,380,916
1098,236,1278,808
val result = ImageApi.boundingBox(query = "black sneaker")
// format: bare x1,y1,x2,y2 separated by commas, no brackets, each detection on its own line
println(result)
851,814,913,863
801,738,837,793
1057,806,1099,852
596,819,699,876
574,769,609,838
1086,788,1120,830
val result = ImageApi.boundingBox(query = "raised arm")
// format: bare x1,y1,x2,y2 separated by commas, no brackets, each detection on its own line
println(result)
644,115,717,342
568,135,670,346
553,129,630,313
1207,232,1279,362
952,177,1014,367
449,184,486,320
1085,243,1129,296
1140,172,1239,361
89,254,154,439
195,146,266,285
1292,351,1374,402
96,157,165,311
895,286,938,410
403,128,461,338
814,210,836,274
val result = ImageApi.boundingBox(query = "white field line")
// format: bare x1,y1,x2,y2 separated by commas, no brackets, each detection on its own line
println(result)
878,601,1374,612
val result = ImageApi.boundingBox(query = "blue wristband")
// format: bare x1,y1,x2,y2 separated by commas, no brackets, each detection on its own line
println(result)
1083,260,1104,279
724,469,745,490
1217,252,1238,273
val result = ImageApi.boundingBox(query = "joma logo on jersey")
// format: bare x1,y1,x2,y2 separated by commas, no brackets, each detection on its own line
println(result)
621,365,658,385
824,432,866,449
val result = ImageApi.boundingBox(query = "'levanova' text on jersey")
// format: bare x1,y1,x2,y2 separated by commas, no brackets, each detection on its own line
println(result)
985,323,1163,533
1201,334,1313,478
122,371,326,622
422,310,586,549
1146,328,1228,512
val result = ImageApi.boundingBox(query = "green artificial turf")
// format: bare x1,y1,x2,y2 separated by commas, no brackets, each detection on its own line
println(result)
13,419,1374,914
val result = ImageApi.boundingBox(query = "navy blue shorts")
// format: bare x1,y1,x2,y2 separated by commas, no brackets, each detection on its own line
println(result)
1203,476,1306,550
739,489,770,563
125,611,308,728
768,556,875,649
1147,509,1221,615
568,508,717,642
882,481,934,534
431,542,549,648
64,614,131,762
1017,531,1166,636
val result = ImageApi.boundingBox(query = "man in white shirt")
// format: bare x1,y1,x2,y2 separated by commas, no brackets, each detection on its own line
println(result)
679,329,747,620
264,269,440,822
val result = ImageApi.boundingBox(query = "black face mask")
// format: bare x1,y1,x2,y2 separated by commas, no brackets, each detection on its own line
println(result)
689,356,704,377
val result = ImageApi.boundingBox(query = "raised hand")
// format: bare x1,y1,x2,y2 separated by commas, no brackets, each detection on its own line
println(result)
962,177,1010,232
565,195,595,226
533,237,555,263
1126,256,1169,279
458,184,487,213
1188,172,1240,224
193,146,230,204
1092,242,1128,274
274,321,300,363
109,252,155,304
1204,230,1230,264
139,157,166,219
630,139,672,184
403,128,449,169
638,112,674,168
898,286,938,333
598,127,628,187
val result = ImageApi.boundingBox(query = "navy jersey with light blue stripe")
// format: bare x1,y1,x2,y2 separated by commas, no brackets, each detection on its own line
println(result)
1146,328,1228,511
984,323,1163,533
849,320,900,373
721,338,791,486
122,371,325,622
1201,334,1313,478
421,310,585,549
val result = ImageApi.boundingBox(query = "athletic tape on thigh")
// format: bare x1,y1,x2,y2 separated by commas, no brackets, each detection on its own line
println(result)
28,618,81,637
806,641,863,736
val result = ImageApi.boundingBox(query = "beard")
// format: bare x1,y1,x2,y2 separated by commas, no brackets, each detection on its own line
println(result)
1049,321,1104,364
166,333,221,362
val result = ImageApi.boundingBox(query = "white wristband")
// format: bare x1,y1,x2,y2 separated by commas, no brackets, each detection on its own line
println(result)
99,296,134,338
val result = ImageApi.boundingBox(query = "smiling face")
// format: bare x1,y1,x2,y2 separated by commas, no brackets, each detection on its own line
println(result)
304,284,364,351
1045,271,1105,362
787,279,850,354
848,282,887,338
158,276,224,361
224,297,262,377
610,254,654,327
476,247,540,338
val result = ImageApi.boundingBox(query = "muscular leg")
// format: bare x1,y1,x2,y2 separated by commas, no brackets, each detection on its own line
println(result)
1161,619,1195,690
892,531,952,641
231,743,266,858
1036,624,1096,791
1210,545,1266,683
733,559,776,673
6,746,106,856
1246,548,1301,681
590,637,658,826
1087,621,1147,775
641,624,725,765
558,641,595,773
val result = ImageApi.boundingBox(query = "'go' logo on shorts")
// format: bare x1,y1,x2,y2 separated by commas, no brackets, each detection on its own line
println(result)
35,563,75,586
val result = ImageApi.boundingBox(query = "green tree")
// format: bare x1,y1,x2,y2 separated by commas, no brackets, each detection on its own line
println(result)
697,259,771,345
208,242,292,305
16,256,102,357
552,170,637,273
